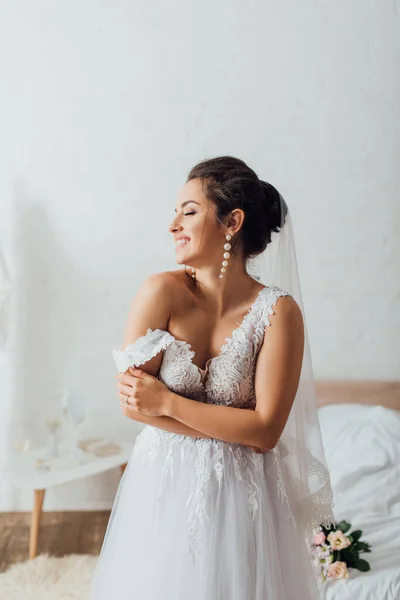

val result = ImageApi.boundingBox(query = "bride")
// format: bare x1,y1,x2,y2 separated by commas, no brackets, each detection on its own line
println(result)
89,156,335,599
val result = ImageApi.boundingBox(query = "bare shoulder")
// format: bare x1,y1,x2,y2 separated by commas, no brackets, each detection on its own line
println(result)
136,270,176,298
122,269,190,346
135,269,189,304
269,291,304,332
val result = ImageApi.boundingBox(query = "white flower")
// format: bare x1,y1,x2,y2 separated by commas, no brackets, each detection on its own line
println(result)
327,530,351,551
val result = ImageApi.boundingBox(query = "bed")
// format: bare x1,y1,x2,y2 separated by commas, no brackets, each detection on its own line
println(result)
316,381,400,600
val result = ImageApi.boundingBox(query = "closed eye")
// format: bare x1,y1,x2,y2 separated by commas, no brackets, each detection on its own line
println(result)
184,212,196,216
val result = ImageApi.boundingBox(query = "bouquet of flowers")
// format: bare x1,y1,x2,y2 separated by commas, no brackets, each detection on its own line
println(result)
312,520,371,582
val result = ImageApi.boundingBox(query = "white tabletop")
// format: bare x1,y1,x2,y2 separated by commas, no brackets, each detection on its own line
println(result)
3,440,134,490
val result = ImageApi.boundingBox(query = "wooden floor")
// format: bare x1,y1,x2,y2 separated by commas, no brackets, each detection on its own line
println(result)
0,511,110,572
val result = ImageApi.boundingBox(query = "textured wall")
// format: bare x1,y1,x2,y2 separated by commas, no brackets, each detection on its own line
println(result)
0,0,399,510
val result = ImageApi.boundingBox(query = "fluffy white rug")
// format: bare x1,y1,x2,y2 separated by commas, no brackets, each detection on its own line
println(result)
0,554,98,600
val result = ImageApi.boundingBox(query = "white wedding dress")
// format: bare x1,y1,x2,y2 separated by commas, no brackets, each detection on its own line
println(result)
89,285,321,600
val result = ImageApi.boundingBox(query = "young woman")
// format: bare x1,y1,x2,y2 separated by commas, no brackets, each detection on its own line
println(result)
89,156,335,599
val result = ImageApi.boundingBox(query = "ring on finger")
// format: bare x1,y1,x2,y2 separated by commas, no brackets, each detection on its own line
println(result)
125,395,134,407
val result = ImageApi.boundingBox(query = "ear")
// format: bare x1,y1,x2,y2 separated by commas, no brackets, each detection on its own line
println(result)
227,208,245,235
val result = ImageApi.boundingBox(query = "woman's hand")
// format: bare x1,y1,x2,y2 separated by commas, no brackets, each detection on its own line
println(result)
116,367,171,417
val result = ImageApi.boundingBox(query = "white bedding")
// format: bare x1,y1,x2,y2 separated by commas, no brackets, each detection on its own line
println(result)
318,403,400,600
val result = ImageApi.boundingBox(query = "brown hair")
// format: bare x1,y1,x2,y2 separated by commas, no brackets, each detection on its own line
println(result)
187,156,287,261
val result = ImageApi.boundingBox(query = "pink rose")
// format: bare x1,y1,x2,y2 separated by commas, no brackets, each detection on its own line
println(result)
327,530,351,551
328,561,349,580
314,531,326,545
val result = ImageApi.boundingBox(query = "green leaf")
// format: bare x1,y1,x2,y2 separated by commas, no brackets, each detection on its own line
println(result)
350,530,363,542
357,542,371,552
345,558,357,568
353,558,371,572
341,549,357,560
336,521,351,534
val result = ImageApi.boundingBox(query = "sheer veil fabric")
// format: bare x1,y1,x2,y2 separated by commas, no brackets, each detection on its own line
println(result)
247,189,336,543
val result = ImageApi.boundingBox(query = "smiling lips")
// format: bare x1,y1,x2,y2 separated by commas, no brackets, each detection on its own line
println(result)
175,237,190,249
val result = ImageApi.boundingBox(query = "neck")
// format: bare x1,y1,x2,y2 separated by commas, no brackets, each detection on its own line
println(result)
188,258,259,311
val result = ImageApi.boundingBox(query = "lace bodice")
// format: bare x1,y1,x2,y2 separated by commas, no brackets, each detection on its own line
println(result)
113,285,290,408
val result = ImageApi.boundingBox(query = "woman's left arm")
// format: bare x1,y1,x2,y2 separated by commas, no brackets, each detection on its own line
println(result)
164,295,304,449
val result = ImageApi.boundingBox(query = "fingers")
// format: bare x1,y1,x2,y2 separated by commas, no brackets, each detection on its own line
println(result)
118,393,136,412
115,372,139,416
118,383,134,396
115,373,135,385
115,374,136,397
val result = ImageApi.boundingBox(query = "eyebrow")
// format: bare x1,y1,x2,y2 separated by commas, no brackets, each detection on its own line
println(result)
174,200,200,213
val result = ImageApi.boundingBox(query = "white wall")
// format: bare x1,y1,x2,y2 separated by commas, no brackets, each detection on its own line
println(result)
0,0,399,510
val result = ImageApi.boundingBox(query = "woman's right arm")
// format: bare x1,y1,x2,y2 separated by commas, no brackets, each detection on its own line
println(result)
117,273,267,451
117,272,212,439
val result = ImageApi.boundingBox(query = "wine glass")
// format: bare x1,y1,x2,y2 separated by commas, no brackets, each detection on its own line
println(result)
44,418,62,457
62,387,87,462
12,422,34,454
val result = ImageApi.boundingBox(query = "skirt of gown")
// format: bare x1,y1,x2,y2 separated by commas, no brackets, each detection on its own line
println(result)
89,426,323,600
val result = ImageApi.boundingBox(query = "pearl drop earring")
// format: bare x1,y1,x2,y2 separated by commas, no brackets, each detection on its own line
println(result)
191,267,196,279
219,234,232,279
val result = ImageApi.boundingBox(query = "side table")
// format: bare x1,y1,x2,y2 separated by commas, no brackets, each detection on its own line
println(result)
2,441,133,559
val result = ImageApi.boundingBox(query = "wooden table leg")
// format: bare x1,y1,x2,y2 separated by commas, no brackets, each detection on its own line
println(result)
120,463,127,476
29,489,45,559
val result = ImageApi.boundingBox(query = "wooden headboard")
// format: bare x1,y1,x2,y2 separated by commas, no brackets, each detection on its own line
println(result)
315,381,400,412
